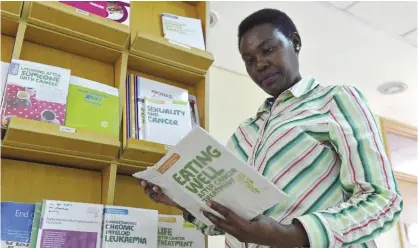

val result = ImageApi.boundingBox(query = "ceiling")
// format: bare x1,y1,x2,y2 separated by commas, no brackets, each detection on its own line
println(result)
207,1,417,127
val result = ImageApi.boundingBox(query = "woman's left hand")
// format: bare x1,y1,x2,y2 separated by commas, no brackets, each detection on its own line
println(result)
202,200,278,245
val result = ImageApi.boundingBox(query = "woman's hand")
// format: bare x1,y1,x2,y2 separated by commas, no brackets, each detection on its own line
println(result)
139,180,178,207
202,200,309,248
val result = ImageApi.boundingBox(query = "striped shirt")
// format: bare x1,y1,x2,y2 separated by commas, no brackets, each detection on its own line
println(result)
190,76,403,248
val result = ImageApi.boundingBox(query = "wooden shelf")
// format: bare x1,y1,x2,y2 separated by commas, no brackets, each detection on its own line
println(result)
2,117,120,171
1,159,102,204
130,32,214,75
24,24,122,64
26,1,129,51
1,35,15,62
1,1,23,20
1,16,20,37
128,54,205,86
114,174,182,214
118,138,168,169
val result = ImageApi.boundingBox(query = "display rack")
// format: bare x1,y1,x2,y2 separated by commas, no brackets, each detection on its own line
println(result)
1,1,212,238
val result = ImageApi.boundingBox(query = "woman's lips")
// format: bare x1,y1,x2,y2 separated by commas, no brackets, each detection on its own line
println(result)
260,72,281,86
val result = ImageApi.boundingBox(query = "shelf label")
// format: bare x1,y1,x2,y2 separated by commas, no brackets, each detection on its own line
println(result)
76,8,90,16
60,126,76,134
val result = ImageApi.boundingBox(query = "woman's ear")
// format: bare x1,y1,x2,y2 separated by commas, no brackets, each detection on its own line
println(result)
290,32,302,53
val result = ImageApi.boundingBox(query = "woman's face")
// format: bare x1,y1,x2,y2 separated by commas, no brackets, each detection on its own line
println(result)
239,23,300,98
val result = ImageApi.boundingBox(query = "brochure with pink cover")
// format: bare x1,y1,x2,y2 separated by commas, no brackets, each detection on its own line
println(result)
1,59,71,128
60,1,130,26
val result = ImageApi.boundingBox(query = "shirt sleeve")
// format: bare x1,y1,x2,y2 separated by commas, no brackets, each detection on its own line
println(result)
295,86,403,247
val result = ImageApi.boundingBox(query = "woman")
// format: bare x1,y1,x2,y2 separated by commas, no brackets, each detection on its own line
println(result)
140,8,402,248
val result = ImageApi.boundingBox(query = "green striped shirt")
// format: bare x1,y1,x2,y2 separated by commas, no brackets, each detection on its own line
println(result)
190,76,403,248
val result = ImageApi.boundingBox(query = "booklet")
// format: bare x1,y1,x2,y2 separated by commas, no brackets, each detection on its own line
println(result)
144,98,192,146
158,215,204,248
133,127,288,226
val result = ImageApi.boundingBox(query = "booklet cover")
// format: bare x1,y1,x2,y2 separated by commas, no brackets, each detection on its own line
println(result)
36,200,103,248
126,75,189,141
1,59,71,128
161,13,206,50
133,127,288,226
144,98,192,146
1,202,36,247
60,1,130,26
102,206,158,248
29,203,43,248
65,76,119,136
158,215,204,248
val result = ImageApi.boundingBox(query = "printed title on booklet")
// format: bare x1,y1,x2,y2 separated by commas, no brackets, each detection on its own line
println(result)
104,220,147,244
79,88,108,107
19,66,61,86
158,227,193,247
147,106,186,126
151,90,173,99
170,145,259,202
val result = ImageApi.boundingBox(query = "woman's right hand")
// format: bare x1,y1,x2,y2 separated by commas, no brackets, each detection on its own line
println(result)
140,180,178,207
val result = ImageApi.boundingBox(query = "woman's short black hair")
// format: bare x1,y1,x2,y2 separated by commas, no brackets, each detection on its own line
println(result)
238,8,300,48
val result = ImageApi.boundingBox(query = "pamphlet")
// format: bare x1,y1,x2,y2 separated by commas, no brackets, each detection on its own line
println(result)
133,127,288,226
158,215,204,248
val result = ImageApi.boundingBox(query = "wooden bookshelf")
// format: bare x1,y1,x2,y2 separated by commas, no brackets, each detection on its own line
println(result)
1,159,102,204
1,2,212,240
26,1,129,51
129,2,213,75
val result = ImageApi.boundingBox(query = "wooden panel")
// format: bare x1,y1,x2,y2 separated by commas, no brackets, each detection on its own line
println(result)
102,164,117,205
24,25,121,64
1,1,23,20
20,40,115,87
128,54,205,86
130,33,214,75
27,1,129,50
1,159,102,204
398,179,418,224
114,174,181,215
119,138,167,168
195,78,206,129
2,117,120,170
130,1,199,44
1,17,19,37
1,35,15,62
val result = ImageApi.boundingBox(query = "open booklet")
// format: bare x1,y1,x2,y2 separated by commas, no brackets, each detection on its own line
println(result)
132,127,288,226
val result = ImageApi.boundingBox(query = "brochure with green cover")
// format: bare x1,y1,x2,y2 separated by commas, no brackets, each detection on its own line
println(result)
29,202,42,248
65,76,119,136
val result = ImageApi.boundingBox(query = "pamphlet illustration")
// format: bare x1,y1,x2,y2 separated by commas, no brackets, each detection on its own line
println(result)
1,59,71,128
60,1,130,26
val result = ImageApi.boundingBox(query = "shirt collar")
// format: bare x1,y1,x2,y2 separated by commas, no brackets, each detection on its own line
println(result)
256,76,319,115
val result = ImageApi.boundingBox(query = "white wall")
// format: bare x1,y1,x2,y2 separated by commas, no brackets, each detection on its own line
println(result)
207,66,267,144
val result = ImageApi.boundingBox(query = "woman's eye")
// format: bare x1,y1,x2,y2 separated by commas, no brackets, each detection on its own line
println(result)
264,47,275,54
244,58,254,66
